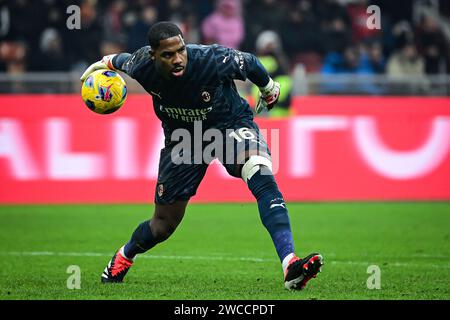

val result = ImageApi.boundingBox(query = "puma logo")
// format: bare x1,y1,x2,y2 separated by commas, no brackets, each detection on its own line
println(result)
270,203,286,209
151,91,162,99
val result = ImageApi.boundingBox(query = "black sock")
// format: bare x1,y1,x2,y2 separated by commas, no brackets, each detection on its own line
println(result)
123,220,157,259
247,168,295,262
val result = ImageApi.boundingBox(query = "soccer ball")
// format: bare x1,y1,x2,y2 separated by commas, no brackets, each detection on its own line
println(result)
81,69,127,114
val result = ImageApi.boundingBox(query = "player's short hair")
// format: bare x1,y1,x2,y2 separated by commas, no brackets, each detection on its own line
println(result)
147,22,184,49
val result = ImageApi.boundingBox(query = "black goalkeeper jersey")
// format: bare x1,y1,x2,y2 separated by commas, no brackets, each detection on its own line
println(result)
114,44,270,142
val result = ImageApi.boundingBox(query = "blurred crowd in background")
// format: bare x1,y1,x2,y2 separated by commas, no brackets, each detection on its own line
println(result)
0,0,449,102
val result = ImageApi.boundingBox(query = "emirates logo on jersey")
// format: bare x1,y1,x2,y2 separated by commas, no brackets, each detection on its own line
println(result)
160,105,213,122
201,91,211,102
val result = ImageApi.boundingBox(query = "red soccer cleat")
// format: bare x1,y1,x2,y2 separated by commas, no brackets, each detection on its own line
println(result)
284,253,324,290
101,246,134,283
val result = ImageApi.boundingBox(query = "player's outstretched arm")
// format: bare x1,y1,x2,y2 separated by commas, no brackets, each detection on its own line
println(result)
80,53,131,82
81,46,150,82
80,54,118,82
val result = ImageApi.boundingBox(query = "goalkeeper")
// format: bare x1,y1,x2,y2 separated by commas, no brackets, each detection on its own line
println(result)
80,22,323,290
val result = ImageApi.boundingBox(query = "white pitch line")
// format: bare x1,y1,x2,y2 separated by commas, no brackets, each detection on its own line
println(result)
4,251,271,262
2,251,450,269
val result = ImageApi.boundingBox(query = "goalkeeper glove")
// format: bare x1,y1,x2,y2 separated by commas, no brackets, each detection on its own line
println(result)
255,78,280,114
80,54,117,82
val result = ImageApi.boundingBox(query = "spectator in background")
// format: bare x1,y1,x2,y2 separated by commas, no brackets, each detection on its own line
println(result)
315,0,352,54
32,28,67,71
177,12,201,44
321,16,352,54
252,30,292,117
201,0,244,49
416,14,448,74
315,0,351,25
42,0,68,30
321,45,372,74
163,0,201,44
127,5,158,53
0,41,28,92
281,0,322,58
390,20,415,51
386,41,428,94
100,38,126,57
386,41,425,77
65,0,102,71
0,41,27,74
320,44,382,94
243,0,288,53
102,0,127,41
3,0,45,54
363,39,386,74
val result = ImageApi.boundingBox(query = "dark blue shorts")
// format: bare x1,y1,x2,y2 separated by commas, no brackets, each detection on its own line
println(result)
154,118,271,204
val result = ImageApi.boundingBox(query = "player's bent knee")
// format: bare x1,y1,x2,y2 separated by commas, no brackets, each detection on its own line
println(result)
241,155,273,183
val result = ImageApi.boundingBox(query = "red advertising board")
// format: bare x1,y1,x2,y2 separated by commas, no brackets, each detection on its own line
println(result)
0,95,449,203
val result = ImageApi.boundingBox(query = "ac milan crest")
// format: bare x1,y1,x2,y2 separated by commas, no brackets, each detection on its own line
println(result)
201,91,211,102
157,184,164,197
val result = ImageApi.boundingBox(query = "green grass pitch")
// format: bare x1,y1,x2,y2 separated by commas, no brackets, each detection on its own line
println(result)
0,202,449,300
